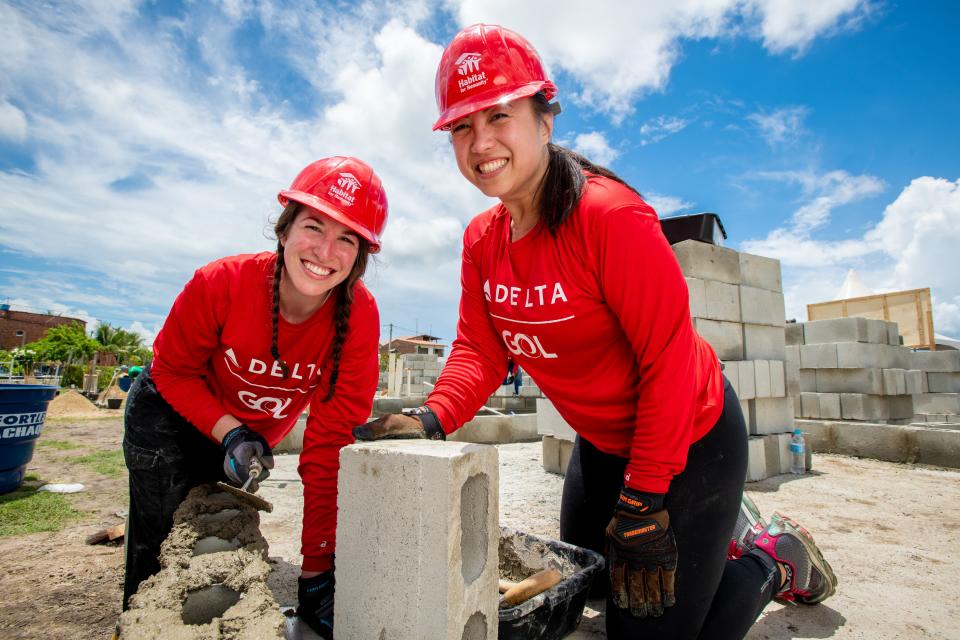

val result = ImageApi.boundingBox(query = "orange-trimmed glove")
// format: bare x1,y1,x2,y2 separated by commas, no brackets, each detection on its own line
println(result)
605,487,677,618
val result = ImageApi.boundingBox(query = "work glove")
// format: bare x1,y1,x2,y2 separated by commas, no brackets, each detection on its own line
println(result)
220,425,274,489
352,406,446,441
298,571,335,639
605,486,677,618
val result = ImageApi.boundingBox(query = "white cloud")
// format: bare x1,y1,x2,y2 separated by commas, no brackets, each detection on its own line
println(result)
639,116,689,146
572,131,619,165
746,106,808,146
0,100,27,142
453,0,871,120
644,192,695,217
742,175,960,334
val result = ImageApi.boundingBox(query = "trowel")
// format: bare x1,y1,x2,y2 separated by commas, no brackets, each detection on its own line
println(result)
217,457,274,512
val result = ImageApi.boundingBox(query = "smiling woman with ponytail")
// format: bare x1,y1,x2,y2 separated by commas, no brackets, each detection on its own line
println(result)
121,157,387,639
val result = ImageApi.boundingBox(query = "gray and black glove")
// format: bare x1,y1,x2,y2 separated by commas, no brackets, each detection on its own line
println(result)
605,487,677,618
220,425,274,489
297,570,335,639
352,406,446,441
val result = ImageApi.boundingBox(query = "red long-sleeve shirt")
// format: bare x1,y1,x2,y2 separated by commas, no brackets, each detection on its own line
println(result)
151,252,379,566
427,176,724,494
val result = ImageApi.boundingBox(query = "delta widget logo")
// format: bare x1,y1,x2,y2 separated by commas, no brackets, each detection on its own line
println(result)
329,172,361,206
455,52,487,93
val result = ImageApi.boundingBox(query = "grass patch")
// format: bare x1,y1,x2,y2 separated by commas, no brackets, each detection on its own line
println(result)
72,450,126,478
37,439,80,451
0,486,83,536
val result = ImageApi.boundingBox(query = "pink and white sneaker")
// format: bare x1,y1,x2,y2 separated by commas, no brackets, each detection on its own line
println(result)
728,493,766,560
754,513,838,604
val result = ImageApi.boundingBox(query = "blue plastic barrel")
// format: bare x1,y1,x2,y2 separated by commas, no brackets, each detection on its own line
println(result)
0,384,57,494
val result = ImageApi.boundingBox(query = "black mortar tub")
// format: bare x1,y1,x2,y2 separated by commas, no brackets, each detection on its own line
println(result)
498,526,604,640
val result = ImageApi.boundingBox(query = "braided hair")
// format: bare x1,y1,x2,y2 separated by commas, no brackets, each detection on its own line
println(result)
528,93,641,234
270,203,371,401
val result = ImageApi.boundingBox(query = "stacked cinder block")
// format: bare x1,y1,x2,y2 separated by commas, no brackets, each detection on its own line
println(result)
488,376,543,413
336,441,499,639
396,353,445,394
911,350,960,424
674,240,796,481
119,485,284,639
789,317,918,424
537,397,576,475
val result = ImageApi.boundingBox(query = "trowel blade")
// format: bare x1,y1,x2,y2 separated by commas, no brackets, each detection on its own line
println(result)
217,481,274,512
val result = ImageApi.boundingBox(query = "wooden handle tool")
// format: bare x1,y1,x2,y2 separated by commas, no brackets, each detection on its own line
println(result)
500,568,563,606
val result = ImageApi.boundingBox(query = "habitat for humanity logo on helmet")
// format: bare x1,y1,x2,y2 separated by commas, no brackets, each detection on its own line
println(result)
455,52,486,93
329,172,361,206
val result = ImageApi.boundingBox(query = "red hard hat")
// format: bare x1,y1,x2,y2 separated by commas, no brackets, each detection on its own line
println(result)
433,24,557,131
278,156,388,253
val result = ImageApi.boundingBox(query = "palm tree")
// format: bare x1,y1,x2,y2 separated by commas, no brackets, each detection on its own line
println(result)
94,323,145,364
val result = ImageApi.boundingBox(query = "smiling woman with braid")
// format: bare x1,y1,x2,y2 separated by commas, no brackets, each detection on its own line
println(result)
121,157,387,639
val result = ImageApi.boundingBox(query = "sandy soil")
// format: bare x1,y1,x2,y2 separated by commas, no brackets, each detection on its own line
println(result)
2,417,957,639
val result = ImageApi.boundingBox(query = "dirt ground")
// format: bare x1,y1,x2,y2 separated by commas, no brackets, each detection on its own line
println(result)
2,415,958,639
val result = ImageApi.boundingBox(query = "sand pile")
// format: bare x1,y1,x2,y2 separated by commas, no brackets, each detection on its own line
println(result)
47,389,101,418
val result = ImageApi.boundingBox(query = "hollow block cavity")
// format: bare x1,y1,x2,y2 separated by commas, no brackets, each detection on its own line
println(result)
335,441,499,639
118,484,284,639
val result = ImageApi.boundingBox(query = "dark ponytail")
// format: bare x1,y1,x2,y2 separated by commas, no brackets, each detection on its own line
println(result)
529,93,641,234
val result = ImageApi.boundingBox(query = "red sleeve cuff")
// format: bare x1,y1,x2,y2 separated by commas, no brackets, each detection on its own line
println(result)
301,554,334,573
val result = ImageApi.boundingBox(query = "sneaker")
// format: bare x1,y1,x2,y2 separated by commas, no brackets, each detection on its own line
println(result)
754,513,838,604
728,493,766,559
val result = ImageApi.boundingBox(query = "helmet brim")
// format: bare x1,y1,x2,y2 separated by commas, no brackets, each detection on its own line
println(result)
277,190,382,253
432,81,557,131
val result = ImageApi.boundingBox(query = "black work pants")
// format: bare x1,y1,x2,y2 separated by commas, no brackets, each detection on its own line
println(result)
121,369,223,609
559,377,777,639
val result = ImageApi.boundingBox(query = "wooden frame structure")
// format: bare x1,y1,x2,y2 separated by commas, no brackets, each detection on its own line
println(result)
807,287,935,350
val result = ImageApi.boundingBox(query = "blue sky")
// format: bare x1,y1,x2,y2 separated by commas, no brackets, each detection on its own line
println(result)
1,0,958,346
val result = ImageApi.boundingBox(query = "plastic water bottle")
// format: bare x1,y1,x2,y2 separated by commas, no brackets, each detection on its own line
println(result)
789,428,805,475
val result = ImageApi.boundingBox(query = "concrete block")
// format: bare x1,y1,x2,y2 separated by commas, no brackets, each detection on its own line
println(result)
740,286,786,327
888,395,914,420
888,345,911,370
770,360,786,398
723,361,740,397
913,393,960,414
800,392,820,418
785,344,800,366
336,441,498,640
887,321,900,346
802,317,868,345
740,399,750,425
703,279,741,322
817,368,884,395
800,369,817,392
840,394,890,421
746,437,767,482
819,393,842,420
519,386,541,397
906,370,928,395
672,239,741,285
743,324,786,361
685,277,707,318
448,414,539,444
927,372,960,393
800,343,838,369
739,252,782,292
738,360,756,400
536,397,576,441
785,322,804,346
836,343,889,369
748,397,794,435
785,351,801,397
694,318,744,361
559,438,574,474
763,434,781,477
754,360,772,398
777,432,794,474
911,350,960,372
865,319,889,345
882,369,907,396
542,436,561,474
793,396,803,418
912,427,960,468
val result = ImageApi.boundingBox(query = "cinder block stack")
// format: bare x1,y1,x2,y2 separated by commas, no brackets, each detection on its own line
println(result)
674,240,796,480
537,397,576,475
396,353,444,394
790,318,918,424
911,350,960,424
488,376,543,413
